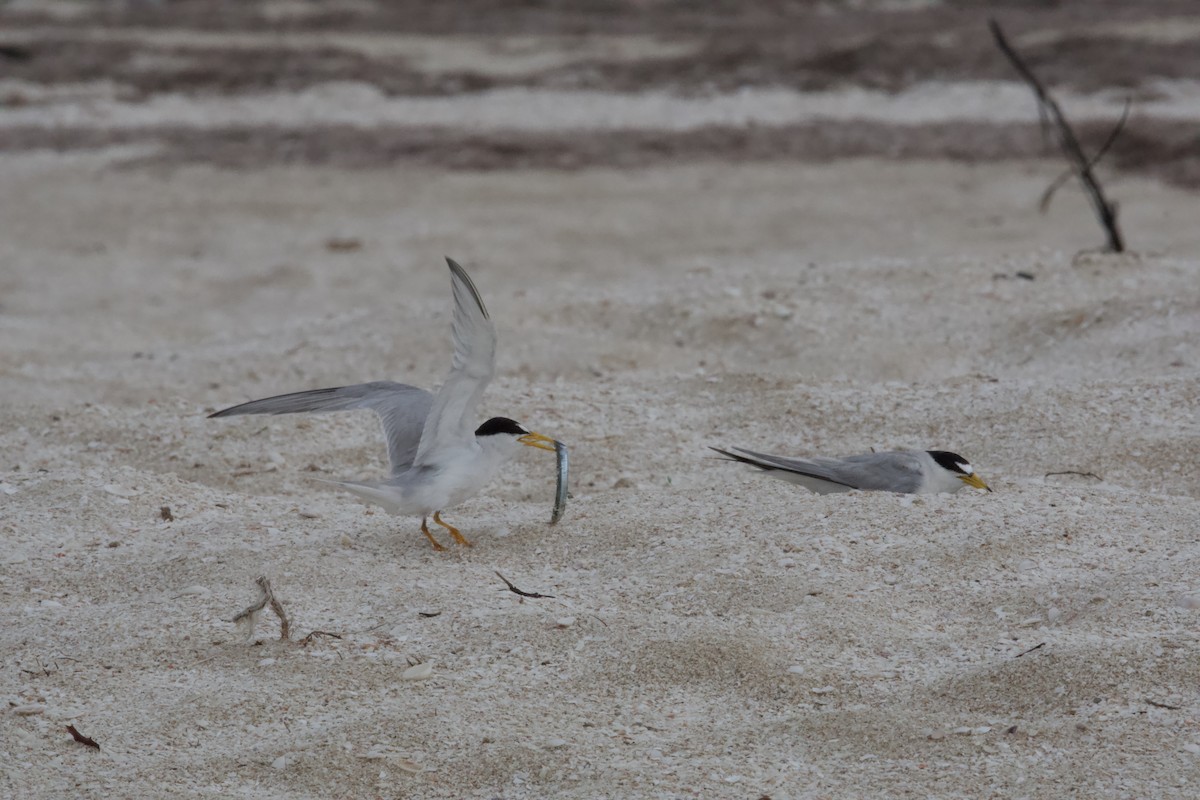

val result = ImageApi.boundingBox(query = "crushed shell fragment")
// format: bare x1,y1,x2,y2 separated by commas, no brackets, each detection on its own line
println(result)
402,662,433,680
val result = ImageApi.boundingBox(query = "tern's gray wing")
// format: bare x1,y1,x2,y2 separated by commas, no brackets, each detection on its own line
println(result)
209,382,434,474
810,451,925,493
713,447,924,494
413,257,496,465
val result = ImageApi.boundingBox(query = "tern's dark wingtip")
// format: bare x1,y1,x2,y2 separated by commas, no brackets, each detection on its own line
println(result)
207,403,247,418
444,256,489,320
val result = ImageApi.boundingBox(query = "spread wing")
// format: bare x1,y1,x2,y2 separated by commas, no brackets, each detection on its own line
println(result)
209,382,433,474
413,257,496,465
711,447,923,494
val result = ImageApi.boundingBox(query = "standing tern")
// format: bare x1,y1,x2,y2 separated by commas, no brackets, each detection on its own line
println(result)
210,257,558,550
710,446,991,494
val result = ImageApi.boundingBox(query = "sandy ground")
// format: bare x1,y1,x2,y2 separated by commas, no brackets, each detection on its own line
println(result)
4,5,1200,799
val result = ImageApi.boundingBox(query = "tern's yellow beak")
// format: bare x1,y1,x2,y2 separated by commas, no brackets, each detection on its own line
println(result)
960,473,993,492
519,431,558,452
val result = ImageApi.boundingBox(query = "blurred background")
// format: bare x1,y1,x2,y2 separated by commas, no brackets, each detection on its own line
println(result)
1,0,1196,184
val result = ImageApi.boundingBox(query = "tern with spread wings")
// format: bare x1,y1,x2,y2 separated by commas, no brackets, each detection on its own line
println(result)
711,446,991,495
210,257,558,549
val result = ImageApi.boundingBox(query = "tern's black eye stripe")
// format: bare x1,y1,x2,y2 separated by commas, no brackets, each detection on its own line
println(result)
476,417,527,437
927,450,971,475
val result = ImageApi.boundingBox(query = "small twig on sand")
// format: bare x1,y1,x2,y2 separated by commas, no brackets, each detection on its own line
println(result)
66,724,100,750
1045,470,1103,481
299,630,343,647
1146,698,1182,710
1014,642,1046,658
232,576,290,640
495,571,555,599
21,657,55,677
990,18,1126,252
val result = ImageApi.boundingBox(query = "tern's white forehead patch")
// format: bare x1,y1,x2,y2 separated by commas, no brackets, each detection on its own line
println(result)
957,462,973,475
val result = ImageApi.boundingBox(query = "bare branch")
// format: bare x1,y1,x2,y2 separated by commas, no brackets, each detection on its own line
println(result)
232,576,291,640
66,724,100,750
1045,470,1103,481
990,18,1126,252
1146,698,1182,710
1039,98,1131,213
1014,642,1046,658
299,630,342,646
495,571,555,599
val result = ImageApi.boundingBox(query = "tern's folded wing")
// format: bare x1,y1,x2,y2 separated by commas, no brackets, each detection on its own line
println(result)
821,451,924,493
713,447,925,494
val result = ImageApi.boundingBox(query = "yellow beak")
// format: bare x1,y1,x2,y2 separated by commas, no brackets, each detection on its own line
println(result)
518,431,558,452
960,473,993,492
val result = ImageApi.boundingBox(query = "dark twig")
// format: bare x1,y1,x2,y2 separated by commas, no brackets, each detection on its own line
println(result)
417,611,442,618
66,725,100,750
1146,698,1182,710
20,656,55,677
1039,99,1131,213
495,571,555,599
1045,470,1103,481
299,630,342,646
1014,642,1046,658
990,18,1126,252
266,584,290,641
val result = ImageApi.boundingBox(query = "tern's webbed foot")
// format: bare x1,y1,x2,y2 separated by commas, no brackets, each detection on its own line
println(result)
434,511,472,547
420,516,446,551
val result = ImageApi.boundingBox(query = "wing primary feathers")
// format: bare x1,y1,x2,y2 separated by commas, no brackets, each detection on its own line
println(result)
709,446,857,490
445,256,489,321
209,385,360,418
708,446,758,465
413,259,498,463
208,382,426,418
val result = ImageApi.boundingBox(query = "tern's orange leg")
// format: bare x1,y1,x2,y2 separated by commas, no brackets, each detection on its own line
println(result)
433,511,472,547
420,516,446,551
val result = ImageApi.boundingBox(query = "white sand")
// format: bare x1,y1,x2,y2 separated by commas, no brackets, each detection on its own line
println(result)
3,151,1199,798
4,12,1200,787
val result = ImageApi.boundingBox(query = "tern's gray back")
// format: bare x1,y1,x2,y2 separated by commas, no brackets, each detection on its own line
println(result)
209,381,434,474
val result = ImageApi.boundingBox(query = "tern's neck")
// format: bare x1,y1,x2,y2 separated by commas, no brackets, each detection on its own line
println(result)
474,436,523,473
919,453,966,494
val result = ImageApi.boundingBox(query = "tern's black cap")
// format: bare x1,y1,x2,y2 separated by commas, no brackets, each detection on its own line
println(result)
927,450,971,475
475,417,528,437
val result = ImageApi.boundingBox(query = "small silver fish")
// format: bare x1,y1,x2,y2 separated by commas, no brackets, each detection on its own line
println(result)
551,440,569,524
